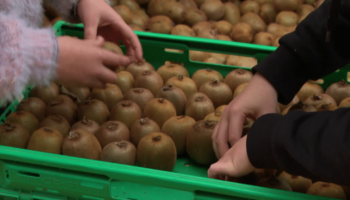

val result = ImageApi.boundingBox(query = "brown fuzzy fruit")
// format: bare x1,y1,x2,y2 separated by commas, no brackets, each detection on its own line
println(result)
77,99,110,125
240,0,260,15
71,117,100,135
101,141,136,165
62,129,102,160
224,69,253,93
64,86,91,103
133,9,150,22
273,0,299,12
91,84,123,111
161,115,196,155
197,28,218,39
184,8,207,27
143,98,177,128
39,115,70,138
186,120,217,165
179,0,197,8
118,0,140,11
129,24,144,31
192,21,215,35
316,103,338,111
130,118,160,147
297,4,314,16
163,1,186,23
166,75,198,100
216,105,227,115
185,92,215,121
325,79,350,105
257,176,293,191
304,94,336,107
116,71,135,94
339,97,350,108
123,88,155,111
192,68,224,89
113,5,133,24
103,41,124,55
189,50,210,62
137,132,177,171
199,80,232,108
278,171,312,193
226,55,258,68
0,122,30,148
233,83,249,98
214,20,233,35
276,11,299,27
17,97,46,121
204,112,222,122
157,62,190,83
46,95,77,125
209,53,228,63
230,22,254,43
136,0,152,5
157,85,187,115
30,82,59,105
253,32,273,46
307,182,346,199
148,15,174,34
6,111,39,135
266,23,281,35
171,24,196,37
131,15,147,30
126,60,155,78
134,70,164,96
297,82,324,102
110,100,142,130
27,127,63,154
200,0,225,21
217,35,232,41
204,57,223,64
148,0,176,16
95,121,130,148
260,3,277,24
223,2,241,26
240,12,267,33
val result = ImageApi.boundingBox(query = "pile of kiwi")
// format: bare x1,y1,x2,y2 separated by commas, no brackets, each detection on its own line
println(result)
3,38,349,199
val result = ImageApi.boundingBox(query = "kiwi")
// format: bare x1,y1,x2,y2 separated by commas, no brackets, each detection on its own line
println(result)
101,141,136,165
184,8,207,27
46,95,77,125
226,55,258,68
157,62,190,83
194,0,208,7
230,22,254,43
115,71,135,95
78,99,110,125
314,0,324,9
276,11,299,27
64,86,90,103
240,12,267,33
163,1,186,23
103,42,124,55
233,82,249,98
204,112,222,122
224,69,253,93
71,117,100,135
113,5,133,24
148,15,174,34
278,172,312,193
123,88,155,111
260,3,277,24
216,105,227,115
197,28,218,39
192,68,224,89
339,97,350,108
325,79,350,105
240,0,260,15
110,100,142,130
316,103,338,111
217,35,232,41
204,57,223,64
273,25,296,39
137,132,177,171
273,0,299,12
62,129,102,160
131,15,147,30
17,97,46,122
297,82,324,102
298,14,308,23
126,60,155,78
27,127,63,154
266,23,280,35
134,70,164,96
6,111,39,135
210,53,228,63
223,2,241,26
133,9,150,22
282,101,317,114
30,82,59,105
213,20,233,35
130,118,161,147
192,21,215,35
118,0,140,11
148,0,176,16
157,85,187,115
254,0,273,5
143,98,177,128
161,115,196,155
186,120,217,165
257,176,293,191
109,0,119,7
39,115,70,138
297,4,314,16
91,84,123,111
307,182,346,199
304,94,337,107
129,24,145,31
179,0,197,8
185,92,215,121
189,50,210,62
95,121,130,148
0,122,30,148
199,80,232,108
135,0,152,5
200,0,225,21
165,76,198,99
171,24,196,36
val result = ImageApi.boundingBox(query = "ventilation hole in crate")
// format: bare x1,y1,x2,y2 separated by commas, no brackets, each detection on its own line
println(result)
5,170,9,180
309,79,324,84
165,48,183,54
185,163,190,167
18,171,40,178
164,61,184,66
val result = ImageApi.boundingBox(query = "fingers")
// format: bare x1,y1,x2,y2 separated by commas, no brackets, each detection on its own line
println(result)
208,160,234,179
228,111,246,147
213,111,230,158
97,67,117,85
100,49,132,68
124,33,143,61
84,17,99,40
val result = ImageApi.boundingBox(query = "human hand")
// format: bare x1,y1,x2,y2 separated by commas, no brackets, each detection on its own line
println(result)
208,135,256,179
212,73,278,159
56,36,131,88
78,0,143,62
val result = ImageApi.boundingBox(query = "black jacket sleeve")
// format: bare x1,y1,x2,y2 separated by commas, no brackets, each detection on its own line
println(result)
247,109,350,186
252,0,350,105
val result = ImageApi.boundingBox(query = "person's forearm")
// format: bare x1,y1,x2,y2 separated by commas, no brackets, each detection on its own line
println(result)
0,13,58,102
253,0,350,104
247,109,350,186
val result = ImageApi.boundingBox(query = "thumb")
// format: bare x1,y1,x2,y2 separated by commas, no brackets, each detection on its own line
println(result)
84,18,99,40
208,160,235,179
97,67,118,85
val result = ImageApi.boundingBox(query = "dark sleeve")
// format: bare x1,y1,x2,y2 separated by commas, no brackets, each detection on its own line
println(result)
252,0,350,105
247,109,350,186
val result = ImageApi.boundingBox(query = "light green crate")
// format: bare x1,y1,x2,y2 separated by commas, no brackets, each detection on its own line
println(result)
0,21,343,200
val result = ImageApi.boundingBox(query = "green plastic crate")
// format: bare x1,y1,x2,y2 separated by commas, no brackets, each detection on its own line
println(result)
0,21,344,200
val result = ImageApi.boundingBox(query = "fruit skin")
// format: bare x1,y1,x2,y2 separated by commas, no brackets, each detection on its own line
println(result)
123,88,155,111
185,92,215,121
101,141,136,166
30,82,59,105
0,122,30,149
39,115,70,138
27,127,63,154
278,171,312,193
143,98,177,128
46,95,78,125
230,22,253,43
147,15,174,34
6,111,39,136
90,84,124,111
200,0,225,21
17,97,46,122
130,118,161,147
77,99,110,126
307,182,346,199
137,132,177,171
257,176,293,191
110,100,142,130
95,121,130,148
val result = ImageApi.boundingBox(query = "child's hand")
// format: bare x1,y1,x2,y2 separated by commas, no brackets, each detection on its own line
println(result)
208,135,256,180
56,36,130,88
78,0,143,62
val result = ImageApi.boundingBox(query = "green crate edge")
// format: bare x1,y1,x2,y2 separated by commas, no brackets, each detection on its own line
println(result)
0,20,340,200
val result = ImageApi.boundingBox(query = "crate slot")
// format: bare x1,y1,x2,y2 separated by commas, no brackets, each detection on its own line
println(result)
165,48,184,54
18,171,40,178
36,188,59,194
5,170,9,180
82,195,104,200
80,181,105,189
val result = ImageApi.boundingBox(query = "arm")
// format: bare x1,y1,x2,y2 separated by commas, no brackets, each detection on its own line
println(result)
253,0,350,104
247,108,350,186
0,12,58,102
